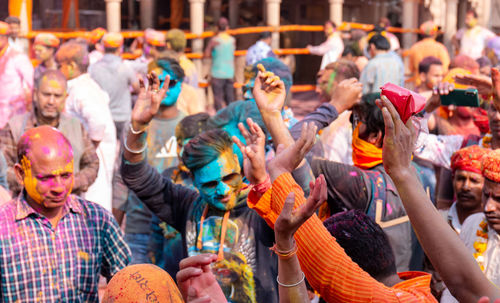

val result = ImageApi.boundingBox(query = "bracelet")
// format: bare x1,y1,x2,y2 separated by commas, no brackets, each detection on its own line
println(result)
252,174,271,194
270,240,298,260
130,123,148,135
276,272,305,288
123,135,147,154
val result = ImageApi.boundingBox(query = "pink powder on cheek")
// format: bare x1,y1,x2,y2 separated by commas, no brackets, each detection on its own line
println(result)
41,146,51,155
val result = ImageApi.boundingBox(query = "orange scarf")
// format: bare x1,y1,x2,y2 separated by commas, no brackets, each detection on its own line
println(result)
352,124,383,169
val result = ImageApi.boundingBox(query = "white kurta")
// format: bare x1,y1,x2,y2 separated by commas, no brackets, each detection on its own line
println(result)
66,73,117,211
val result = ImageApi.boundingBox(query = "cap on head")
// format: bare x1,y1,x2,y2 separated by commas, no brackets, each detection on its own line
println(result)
34,33,60,48
0,21,9,36
166,29,186,52
145,29,166,47
482,150,500,182
419,21,438,36
451,145,489,174
102,32,124,48
102,264,183,303
89,27,107,44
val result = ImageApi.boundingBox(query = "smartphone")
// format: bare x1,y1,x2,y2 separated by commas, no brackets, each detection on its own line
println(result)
440,88,480,107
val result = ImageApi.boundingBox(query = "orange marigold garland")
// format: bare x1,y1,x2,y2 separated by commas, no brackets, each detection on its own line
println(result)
473,219,489,271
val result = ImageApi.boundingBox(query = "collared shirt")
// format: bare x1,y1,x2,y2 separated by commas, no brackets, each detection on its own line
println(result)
0,46,33,129
360,51,405,94
308,32,344,70
456,26,495,60
439,202,462,233
0,110,99,195
245,40,276,66
0,194,130,302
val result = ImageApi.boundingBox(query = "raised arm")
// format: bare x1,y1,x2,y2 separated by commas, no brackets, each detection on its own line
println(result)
378,97,500,302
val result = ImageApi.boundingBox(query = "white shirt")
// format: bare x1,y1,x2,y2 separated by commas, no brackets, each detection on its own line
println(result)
439,202,463,234
66,73,117,211
456,26,495,60
309,33,344,70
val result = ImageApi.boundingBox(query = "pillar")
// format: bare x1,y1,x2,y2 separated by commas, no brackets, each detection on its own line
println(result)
329,0,343,26
105,0,122,32
444,0,458,52
402,0,419,49
265,0,281,49
140,0,154,29
229,0,239,29
189,0,205,75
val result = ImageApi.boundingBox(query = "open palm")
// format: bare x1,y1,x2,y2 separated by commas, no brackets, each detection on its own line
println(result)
131,72,169,130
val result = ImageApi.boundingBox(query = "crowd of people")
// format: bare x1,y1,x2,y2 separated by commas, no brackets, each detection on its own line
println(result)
2,8,500,303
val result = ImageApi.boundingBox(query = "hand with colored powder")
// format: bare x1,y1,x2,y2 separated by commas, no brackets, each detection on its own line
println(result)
253,63,286,116
232,117,268,185
329,78,363,114
131,72,169,132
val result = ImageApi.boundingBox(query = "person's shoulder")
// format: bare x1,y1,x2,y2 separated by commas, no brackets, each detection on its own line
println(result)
460,212,486,241
0,199,17,219
73,195,115,222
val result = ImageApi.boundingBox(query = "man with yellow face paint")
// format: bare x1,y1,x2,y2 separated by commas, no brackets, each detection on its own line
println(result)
453,9,495,60
0,69,99,197
0,125,130,302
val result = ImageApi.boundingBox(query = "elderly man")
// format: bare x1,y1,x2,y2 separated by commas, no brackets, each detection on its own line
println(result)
0,21,33,129
56,41,116,211
0,70,99,196
439,145,489,233
33,33,60,82
0,125,130,302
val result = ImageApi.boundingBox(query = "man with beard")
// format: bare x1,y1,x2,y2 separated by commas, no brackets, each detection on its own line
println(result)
440,145,489,233
121,73,279,303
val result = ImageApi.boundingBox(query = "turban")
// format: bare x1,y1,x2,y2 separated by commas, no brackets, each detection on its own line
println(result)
145,29,166,47
102,264,183,303
0,21,9,35
89,27,107,44
34,33,60,48
451,145,489,174
482,150,500,182
420,21,438,36
102,32,124,48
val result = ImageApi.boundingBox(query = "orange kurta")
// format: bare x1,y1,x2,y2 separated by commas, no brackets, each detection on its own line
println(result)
247,173,437,302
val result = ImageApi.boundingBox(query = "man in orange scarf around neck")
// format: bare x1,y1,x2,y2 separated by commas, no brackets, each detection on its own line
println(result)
287,91,415,273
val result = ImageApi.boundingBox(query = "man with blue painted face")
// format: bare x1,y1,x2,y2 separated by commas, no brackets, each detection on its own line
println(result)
116,57,186,266
121,72,281,303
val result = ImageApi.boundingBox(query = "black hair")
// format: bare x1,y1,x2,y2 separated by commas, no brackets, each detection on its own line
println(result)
368,34,390,51
175,113,212,144
323,210,397,280
418,56,443,74
104,46,120,54
467,9,478,19
156,57,185,80
259,31,272,40
351,92,385,140
181,129,234,172
325,20,336,29
5,16,20,25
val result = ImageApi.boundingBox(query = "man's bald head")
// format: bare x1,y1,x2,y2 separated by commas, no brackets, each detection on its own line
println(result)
17,126,73,163
35,70,67,91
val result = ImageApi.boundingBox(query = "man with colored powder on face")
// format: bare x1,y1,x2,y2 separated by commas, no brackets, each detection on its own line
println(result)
89,32,139,139
0,69,99,198
114,57,187,266
55,40,116,211
0,21,34,129
415,56,444,99
0,125,130,302
204,17,236,111
121,73,279,303
453,9,495,60
33,33,60,83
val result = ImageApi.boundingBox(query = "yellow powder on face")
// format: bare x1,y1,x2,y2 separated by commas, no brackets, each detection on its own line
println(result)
47,79,62,90
50,159,74,176
21,156,44,204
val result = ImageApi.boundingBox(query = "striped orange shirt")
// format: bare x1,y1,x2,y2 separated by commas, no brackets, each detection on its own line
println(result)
247,172,437,302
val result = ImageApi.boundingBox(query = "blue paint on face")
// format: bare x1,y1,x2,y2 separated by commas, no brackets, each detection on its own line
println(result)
193,151,243,211
158,69,182,106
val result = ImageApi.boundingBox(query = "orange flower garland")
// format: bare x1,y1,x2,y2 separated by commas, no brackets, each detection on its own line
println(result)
473,219,489,271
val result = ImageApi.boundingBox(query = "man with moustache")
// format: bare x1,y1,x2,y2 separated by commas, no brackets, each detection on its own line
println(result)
439,145,489,233
0,70,99,196
0,126,130,302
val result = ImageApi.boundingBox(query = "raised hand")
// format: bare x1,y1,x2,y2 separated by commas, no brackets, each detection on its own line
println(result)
253,64,286,115
232,118,268,185
267,122,317,181
454,73,492,96
330,78,363,113
176,254,227,303
274,175,327,250
131,72,169,131
378,97,416,180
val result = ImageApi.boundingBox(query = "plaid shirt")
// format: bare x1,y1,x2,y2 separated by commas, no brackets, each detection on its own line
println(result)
0,194,131,302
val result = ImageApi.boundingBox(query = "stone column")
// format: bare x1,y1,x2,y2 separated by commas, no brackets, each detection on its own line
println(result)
140,0,155,29
265,0,281,49
189,0,206,75
444,0,458,51
402,0,419,49
105,0,122,32
329,0,343,25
